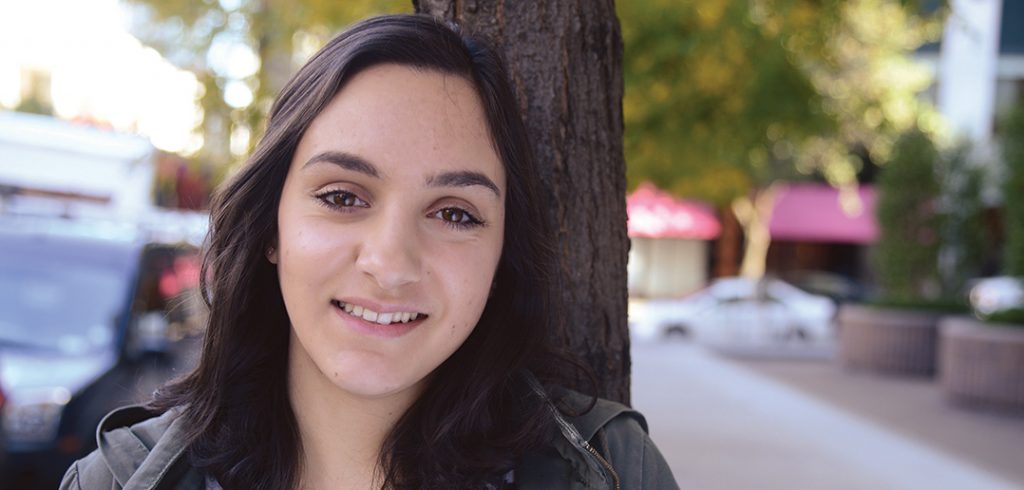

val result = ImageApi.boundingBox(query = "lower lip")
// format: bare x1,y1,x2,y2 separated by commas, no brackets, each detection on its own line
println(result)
332,302,423,339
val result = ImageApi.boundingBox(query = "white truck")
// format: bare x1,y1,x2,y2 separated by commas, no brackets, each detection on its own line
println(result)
0,111,206,245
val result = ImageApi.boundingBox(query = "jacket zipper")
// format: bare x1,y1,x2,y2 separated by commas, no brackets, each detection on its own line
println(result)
585,443,621,490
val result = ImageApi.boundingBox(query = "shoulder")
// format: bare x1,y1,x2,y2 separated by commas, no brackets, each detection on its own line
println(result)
61,447,110,490
518,388,679,490
60,405,203,490
586,400,678,490
559,390,648,441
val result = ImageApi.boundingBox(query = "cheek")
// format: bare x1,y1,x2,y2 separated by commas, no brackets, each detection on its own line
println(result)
439,243,501,325
281,225,331,262
277,219,354,294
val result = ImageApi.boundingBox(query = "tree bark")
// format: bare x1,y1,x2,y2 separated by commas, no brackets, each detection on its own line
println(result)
732,183,781,280
714,206,742,278
414,0,630,403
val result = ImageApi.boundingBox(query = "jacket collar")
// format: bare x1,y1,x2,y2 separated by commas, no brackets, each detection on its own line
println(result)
92,380,639,490
524,375,625,489
96,405,191,489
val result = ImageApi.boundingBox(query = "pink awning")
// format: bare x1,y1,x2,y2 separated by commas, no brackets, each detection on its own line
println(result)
769,184,878,244
627,183,721,239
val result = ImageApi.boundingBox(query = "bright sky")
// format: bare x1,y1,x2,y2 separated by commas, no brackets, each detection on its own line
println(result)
0,0,201,153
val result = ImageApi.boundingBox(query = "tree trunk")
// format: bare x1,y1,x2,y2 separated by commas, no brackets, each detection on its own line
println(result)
732,184,781,280
414,0,630,403
714,205,742,278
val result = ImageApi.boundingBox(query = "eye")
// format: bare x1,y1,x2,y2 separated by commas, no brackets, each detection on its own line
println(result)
315,190,368,210
440,208,467,223
434,207,484,230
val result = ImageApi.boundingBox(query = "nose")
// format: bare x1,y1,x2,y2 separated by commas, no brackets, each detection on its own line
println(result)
354,210,423,291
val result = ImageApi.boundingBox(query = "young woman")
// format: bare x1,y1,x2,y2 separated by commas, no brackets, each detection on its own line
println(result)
62,14,677,490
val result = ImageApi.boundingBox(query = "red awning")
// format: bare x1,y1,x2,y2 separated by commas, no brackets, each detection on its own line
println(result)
627,183,721,240
769,184,878,244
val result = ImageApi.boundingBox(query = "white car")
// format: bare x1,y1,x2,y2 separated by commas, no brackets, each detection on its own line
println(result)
629,277,837,346
969,276,1024,316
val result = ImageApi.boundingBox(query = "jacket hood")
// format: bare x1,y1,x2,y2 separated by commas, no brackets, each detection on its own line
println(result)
95,405,193,489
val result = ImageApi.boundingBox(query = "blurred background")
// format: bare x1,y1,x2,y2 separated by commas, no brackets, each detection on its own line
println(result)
0,0,1022,489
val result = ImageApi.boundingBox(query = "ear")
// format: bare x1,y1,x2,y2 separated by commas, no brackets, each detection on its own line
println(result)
266,240,280,265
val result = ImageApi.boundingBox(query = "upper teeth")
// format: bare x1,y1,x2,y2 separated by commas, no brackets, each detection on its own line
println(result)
339,302,420,325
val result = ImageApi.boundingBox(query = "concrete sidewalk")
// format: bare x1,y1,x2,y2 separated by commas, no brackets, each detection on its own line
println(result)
630,341,1024,490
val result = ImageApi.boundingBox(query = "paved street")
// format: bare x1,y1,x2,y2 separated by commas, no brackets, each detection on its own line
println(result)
631,341,1024,490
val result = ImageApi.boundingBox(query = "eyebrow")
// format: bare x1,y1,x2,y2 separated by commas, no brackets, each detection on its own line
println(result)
427,171,501,197
303,150,500,197
303,151,380,178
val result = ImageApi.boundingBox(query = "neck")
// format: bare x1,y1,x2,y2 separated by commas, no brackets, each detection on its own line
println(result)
287,334,418,489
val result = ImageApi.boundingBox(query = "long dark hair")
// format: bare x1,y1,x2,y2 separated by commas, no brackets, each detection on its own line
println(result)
152,14,566,489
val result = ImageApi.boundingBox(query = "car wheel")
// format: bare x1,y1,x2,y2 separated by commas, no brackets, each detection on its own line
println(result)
664,324,690,339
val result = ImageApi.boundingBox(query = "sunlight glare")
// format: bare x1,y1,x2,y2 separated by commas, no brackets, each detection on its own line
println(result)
0,0,200,153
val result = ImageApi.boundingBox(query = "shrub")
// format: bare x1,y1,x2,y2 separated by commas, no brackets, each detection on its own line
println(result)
985,308,1024,327
1003,103,1024,277
873,128,942,304
937,142,988,299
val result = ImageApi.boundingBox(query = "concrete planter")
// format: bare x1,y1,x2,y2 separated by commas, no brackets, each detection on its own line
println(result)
837,304,943,376
940,316,1024,411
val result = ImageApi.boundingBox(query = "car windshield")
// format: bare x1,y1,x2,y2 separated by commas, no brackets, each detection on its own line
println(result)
0,242,132,354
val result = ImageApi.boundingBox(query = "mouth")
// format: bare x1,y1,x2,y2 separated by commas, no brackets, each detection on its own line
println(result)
331,300,428,326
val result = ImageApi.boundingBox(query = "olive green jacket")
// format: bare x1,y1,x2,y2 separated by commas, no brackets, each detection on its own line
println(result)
61,394,678,489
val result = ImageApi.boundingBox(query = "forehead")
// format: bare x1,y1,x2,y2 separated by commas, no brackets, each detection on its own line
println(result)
294,63,503,184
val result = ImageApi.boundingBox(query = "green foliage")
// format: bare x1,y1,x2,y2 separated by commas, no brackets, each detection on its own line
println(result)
937,142,988,297
868,297,969,313
618,0,828,205
874,128,942,303
618,0,944,206
1003,103,1024,276
985,308,1024,327
122,0,410,168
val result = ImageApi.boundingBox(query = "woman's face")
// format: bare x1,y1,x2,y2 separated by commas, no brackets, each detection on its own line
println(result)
273,64,505,400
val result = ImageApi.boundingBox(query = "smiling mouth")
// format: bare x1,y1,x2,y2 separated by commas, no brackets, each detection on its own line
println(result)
331,300,427,326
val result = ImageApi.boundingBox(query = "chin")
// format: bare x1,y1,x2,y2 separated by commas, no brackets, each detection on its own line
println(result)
324,357,424,400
